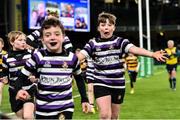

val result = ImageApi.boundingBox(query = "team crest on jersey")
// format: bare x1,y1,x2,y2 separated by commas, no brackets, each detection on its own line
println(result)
96,47,101,51
58,113,65,120
62,61,68,68
44,61,51,67
109,45,114,50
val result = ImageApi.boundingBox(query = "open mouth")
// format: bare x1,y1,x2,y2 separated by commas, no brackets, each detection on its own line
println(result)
104,32,109,35
50,42,57,46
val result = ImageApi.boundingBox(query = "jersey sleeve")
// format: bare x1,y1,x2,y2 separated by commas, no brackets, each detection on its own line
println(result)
119,38,134,53
26,30,42,48
81,42,93,59
14,50,38,93
63,36,74,52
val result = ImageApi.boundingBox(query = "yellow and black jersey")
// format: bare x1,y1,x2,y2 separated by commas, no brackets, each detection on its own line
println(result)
0,50,7,72
125,55,138,71
165,47,178,65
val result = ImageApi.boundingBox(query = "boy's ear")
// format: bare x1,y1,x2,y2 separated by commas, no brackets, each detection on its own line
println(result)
10,41,13,46
113,26,116,31
41,37,44,44
97,26,100,32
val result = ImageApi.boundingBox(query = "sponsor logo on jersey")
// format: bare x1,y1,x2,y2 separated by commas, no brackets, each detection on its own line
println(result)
44,61,51,67
109,45,114,50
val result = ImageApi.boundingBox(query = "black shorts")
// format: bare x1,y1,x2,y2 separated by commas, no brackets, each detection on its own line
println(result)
9,87,35,112
166,64,177,74
94,85,125,104
36,111,73,120
128,71,138,82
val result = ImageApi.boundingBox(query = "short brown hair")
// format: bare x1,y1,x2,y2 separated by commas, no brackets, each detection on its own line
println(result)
97,12,116,26
40,18,65,37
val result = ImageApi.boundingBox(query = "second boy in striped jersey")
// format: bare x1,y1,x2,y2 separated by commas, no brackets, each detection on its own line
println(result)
77,12,167,119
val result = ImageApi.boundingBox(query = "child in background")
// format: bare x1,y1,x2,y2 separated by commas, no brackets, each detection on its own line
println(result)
0,31,36,119
15,18,89,119
77,12,167,119
125,53,139,94
0,37,7,107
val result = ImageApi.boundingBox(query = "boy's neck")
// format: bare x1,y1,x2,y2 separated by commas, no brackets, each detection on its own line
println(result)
100,35,114,40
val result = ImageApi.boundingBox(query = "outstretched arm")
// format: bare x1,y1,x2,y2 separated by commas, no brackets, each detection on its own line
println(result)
129,46,167,62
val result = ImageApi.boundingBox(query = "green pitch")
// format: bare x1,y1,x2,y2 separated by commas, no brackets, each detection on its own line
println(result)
1,65,180,119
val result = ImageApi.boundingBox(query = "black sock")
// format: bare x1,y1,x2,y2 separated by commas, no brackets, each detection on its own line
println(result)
172,78,176,89
130,81,133,88
169,78,172,88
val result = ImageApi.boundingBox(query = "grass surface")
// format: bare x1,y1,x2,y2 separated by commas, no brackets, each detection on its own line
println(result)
1,65,180,119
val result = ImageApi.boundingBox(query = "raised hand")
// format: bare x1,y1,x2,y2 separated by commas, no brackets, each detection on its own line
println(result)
152,50,168,62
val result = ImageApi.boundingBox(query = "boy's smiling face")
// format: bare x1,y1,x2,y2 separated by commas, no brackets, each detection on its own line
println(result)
42,26,64,53
98,19,115,39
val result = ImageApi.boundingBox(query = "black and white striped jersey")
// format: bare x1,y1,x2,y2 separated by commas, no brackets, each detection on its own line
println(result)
81,36,134,89
2,50,33,89
19,49,81,116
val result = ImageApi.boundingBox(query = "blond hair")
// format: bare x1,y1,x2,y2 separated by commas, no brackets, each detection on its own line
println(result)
7,31,26,43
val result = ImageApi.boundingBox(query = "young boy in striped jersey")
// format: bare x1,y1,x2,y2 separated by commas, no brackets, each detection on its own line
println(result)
0,31,36,119
77,12,167,119
15,18,89,119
